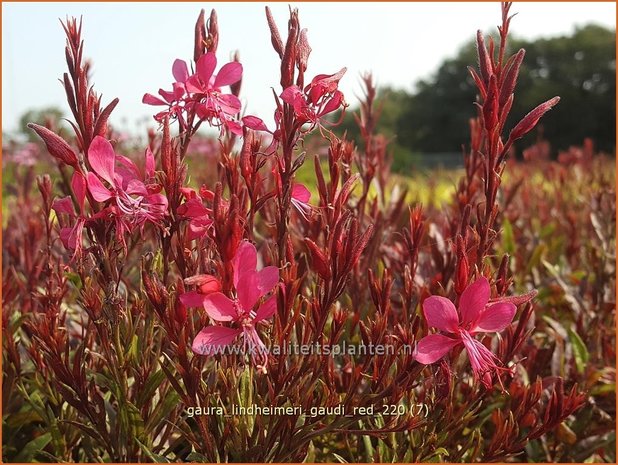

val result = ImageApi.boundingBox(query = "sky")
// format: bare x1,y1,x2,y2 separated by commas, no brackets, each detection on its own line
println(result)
3,2,616,135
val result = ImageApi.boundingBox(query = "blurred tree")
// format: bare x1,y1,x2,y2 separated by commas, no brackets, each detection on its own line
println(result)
513,25,616,154
336,87,421,172
18,107,65,142
338,25,615,170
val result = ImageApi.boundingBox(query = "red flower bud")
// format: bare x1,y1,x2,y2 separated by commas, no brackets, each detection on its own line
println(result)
476,30,493,85
193,9,206,62
28,123,78,167
305,238,331,280
499,49,525,107
175,299,187,324
509,96,560,141
184,274,222,295
265,6,284,59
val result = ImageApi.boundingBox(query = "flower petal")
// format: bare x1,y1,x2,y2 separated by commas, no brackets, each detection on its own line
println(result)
192,325,241,355
423,296,459,333
177,198,210,218
242,115,269,132
184,274,221,294
236,272,261,313
86,173,113,202
172,59,189,83
52,196,74,215
197,52,217,85
71,172,87,212
472,302,517,333
414,334,460,364
256,266,279,294
214,62,243,88
203,292,237,322
125,179,149,196
142,93,167,106
185,75,203,94
232,241,257,289
59,227,75,250
179,291,205,308
88,136,116,185
280,85,302,105
318,90,344,117
460,276,491,326
225,119,243,136
292,183,311,203
217,94,241,116
254,294,277,323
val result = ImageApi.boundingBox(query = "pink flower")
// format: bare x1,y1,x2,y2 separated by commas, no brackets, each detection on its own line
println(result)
185,53,243,135
180,274,222,308
414,277,517,388
290,183,312,220
280,68,347,127
52,172,88,258
192,241,279,373
177,188,213,240
86,136,167,240
142,59,188,128
144,54,244,135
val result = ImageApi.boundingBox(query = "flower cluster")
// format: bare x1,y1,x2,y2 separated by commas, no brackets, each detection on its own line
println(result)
86,137,168,241
280,68,347,128
53,136,167,254
143,53,243,135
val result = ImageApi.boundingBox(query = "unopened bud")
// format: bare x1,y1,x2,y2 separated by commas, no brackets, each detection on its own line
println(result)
28,123,78,167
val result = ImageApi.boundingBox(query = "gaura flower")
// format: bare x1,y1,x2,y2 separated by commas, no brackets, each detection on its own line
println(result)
142,59,189,128
184,53,243,135
52,172,88,258
192,241,279,374
86,136,167,241
177,187,213,241
144,53,243,135
290,183,312,220
414,277,518,389
280,68,347,128
180,274,222,308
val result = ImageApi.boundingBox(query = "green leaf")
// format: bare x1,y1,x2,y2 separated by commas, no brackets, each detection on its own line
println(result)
145,389,179,433
64,271,82,289
186,451,210,462
238,365,254,435
357,420,374,462
590,383,615,396
61,420,105,444
136,438,170,463
501,218,515,254
153,249,164,275
303,441,316,463
568,327,589,374
122,400,145,442
127,334,139,363
137,369,166,408
13,432,52,462
426,447,450,462
5,409,43,429
526,243,546,274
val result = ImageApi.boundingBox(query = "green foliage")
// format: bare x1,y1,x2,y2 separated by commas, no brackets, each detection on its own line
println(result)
335,87,422,172
339,25,615,170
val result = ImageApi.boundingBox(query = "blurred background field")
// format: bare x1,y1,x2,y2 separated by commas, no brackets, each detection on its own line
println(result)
1,3,616,462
